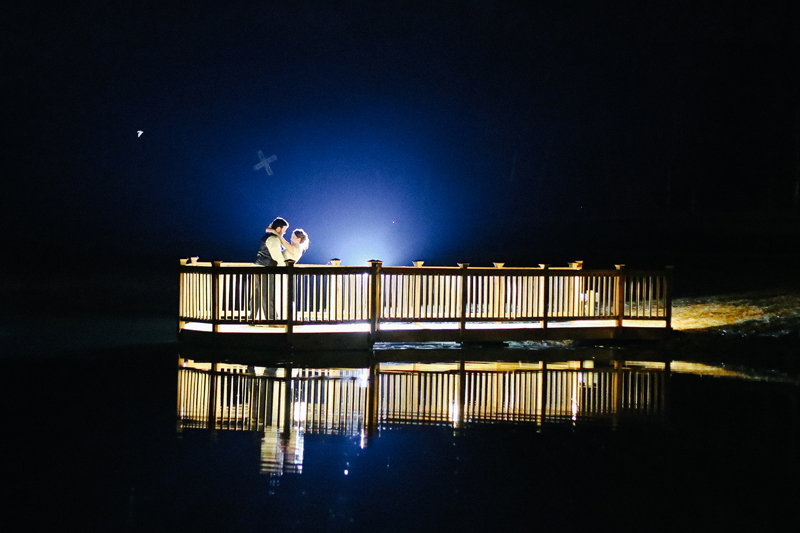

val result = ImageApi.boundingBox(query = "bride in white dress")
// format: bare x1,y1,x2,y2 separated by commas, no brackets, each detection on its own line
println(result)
265,228,309,262
262,227,309,317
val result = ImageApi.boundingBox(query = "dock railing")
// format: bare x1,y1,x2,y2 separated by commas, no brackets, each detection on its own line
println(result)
179,260,673,337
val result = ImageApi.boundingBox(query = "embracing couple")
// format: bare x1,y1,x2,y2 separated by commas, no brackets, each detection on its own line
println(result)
255,217,310,266
252,217,310,322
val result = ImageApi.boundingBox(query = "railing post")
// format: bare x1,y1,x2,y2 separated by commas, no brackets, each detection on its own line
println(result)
368,260,383,342
539,361,548,426
458,263,469,342
570,261,584,317
365,357,380,443
457,358,467,429
326,259,342,322
539,264,550,329
282,366,293,437
662,360,672,430
286,260,295,341
665,265,674,330
613,359,624,428
493,263,505,320
207,362,219,431
212,261,222,334
412,261,424,319
178,260,186,334
615,264,626,327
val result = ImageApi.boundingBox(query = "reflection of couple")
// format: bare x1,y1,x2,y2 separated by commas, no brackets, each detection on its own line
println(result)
253,217,310,321
255,217,310,266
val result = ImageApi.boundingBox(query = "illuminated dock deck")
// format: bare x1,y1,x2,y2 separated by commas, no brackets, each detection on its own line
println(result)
178,261,673,349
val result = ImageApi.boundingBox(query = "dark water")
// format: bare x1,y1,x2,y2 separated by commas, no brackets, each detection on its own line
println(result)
4,344,798,532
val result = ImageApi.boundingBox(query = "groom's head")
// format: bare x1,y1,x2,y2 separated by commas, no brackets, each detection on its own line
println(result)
269,217,289,235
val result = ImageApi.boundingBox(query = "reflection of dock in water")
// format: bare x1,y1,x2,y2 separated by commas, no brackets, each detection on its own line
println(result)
177,357,745,475
380,361,666,426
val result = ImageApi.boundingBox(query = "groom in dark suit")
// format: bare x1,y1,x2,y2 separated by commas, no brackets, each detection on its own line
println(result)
253,217,289,321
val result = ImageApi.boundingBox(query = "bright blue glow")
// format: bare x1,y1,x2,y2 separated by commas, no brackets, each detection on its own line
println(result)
108,96,511,266
198,102,486,266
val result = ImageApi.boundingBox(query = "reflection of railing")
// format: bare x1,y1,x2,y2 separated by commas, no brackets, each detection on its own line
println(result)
177,361,668,436
177,360,670,476
178,261,673,337
176,365,369,434
379,363,667,425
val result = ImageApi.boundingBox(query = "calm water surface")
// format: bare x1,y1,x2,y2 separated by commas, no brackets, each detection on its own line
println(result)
4,344,798,532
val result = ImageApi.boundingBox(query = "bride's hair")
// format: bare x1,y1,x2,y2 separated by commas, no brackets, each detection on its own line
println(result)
293,229,310,252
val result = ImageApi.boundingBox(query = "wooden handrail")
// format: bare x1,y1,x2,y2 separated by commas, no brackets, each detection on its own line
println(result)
178,261,674,331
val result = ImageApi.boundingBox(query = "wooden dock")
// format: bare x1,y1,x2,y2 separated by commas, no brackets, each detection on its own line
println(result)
178,260,673,350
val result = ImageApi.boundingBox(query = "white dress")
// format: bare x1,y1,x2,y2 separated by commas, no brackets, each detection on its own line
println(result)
278,246,302,315
283,246,303,263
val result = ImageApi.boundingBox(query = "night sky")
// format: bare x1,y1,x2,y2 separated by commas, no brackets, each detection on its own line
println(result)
5,0,798,269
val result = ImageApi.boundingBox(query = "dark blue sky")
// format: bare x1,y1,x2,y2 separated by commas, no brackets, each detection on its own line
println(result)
4,0,798,267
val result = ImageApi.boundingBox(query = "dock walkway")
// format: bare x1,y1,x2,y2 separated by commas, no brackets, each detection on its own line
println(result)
178,260,673,350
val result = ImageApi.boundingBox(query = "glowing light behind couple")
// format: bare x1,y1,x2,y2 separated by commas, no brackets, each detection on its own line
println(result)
207,103,491,267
